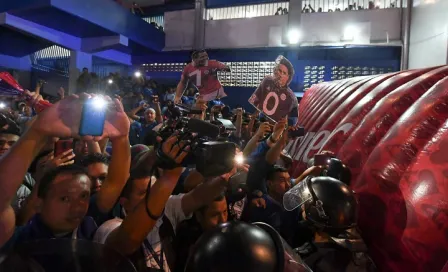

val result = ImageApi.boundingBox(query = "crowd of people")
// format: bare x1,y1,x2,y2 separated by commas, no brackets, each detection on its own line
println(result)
0,57,376,271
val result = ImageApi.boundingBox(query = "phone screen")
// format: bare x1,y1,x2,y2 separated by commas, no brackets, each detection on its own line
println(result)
54,139,73,157
288,127,305,138
314,154,332,166
79,98,107,136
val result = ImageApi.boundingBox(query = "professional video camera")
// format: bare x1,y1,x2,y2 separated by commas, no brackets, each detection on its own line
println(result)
157,103,237,177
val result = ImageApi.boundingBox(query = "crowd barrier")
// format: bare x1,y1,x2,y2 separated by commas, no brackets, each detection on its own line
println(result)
286,66,448,272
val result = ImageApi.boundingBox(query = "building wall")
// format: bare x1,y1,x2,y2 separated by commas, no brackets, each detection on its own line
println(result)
409,0,448,69
164,9,196,50
164,8,401,50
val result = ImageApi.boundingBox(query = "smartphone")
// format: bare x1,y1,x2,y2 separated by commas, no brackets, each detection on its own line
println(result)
288,127,306,138
314,154,332,166
79,98,107,136
54,139,73,157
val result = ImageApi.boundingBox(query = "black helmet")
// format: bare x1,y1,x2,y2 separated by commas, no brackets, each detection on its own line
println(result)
185,221,312,272
324,158,352,186
283,176,358,233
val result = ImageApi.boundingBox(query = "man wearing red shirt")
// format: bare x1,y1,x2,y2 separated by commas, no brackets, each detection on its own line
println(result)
175,50,230,103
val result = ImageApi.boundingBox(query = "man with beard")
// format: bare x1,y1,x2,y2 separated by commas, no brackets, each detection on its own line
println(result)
249,56,299,123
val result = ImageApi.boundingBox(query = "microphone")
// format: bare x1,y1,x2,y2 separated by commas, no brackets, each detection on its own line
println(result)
187,118,220,138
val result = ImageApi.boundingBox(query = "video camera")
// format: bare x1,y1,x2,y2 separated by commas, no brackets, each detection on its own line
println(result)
158,103,237,177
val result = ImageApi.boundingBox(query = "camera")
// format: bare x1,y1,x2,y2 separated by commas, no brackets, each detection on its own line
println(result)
158,104,236,177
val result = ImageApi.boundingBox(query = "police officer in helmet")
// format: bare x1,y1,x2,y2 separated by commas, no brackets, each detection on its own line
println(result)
184,221,312,272
284,176,376,272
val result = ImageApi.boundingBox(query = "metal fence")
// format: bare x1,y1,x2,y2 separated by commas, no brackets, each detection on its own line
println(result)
30,45,71,77
205,0,401,20
302,0,401,13
142,15,165,28
205,2,289,20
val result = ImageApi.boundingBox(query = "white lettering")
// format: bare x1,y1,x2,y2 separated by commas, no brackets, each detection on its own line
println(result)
293,132,315,161
302,130,331,163
289,122,354,164
317,123,354,153
263,92,279,116
189,70,202,87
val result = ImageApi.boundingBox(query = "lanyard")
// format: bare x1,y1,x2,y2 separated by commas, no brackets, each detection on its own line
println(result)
143,238,164,270
122,208,164,270
71,227,78,240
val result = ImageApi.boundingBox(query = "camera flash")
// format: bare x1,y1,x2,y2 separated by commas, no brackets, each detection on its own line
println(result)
0,102,5,109
134,71,142,77
235,154,244,165
91,97,107,110
108,79,113,84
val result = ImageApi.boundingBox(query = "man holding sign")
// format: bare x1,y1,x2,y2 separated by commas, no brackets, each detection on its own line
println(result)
249,56,298,124
175,50,230,103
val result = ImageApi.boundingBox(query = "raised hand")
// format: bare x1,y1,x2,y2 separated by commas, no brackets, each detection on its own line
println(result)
160,135,190,176
255,122,270,138
44,149,75,171
272,117,287,140
103,96,130,140
30,93,129,141
30,93,86,139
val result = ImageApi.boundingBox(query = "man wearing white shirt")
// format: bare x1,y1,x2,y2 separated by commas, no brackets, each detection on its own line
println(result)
94,137,248,271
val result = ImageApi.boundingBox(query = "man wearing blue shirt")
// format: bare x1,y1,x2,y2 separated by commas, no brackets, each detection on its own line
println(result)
127,100,163,145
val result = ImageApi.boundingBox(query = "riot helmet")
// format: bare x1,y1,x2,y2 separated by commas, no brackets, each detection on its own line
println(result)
185,221,312,272
283,176,358,233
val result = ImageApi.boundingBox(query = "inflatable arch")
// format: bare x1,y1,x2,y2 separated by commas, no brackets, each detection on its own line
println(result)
288,66,448,272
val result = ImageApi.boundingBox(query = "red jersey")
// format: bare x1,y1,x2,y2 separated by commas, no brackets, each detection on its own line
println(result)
182,60,226,96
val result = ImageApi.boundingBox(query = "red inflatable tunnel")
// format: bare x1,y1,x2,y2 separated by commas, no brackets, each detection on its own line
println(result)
288,67,448,272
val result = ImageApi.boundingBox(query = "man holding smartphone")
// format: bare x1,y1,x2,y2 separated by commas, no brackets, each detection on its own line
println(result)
0,93,130,252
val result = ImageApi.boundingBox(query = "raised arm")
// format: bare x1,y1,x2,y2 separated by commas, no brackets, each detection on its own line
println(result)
126,104,145,121
175,73,188,104
233,108,243,139
0,127,47,246
105,136,189,255
95,99,131,213
153,100,163,124
180,160,249,216
243,122,270,157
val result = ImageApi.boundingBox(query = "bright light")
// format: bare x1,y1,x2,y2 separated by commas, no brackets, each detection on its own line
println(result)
108,79,113,84
287,29,301,45
91,97,107,110
246,11,256,18
0,102,5,109
343,25,360,40
134,71,142,77
235,154,244,165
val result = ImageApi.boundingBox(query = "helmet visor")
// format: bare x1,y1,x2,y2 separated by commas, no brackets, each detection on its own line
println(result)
283,178,313,211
